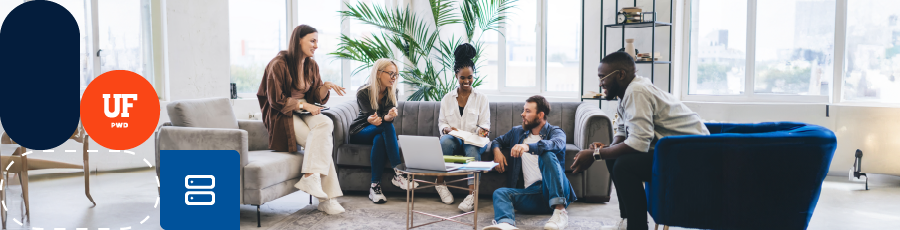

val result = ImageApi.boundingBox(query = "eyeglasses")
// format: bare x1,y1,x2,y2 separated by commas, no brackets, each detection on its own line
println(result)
599,69,620,82
379,70,398,79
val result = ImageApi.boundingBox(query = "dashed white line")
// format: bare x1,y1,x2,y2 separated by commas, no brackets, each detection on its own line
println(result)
154,197,159,208
5,161,13,171
109,150,121,153
124,150,135,155
0,179,4,190
140,215,150,224
77,228,88,230
12,217,21,226
87,150,98,153
142,158,153,168
121,227,132,230
1,200,7,211
43,150,54,152
54,228,65,230
21,151,32,156
65,150,76,152
155,176,160,187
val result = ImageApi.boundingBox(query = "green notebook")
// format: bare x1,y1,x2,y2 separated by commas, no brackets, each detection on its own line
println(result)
443,155,474,163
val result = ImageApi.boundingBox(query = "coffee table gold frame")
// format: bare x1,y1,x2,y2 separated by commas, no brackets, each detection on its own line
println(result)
396,165,483,230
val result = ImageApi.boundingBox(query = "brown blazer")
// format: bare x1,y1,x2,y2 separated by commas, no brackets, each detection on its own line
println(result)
256,52,330,152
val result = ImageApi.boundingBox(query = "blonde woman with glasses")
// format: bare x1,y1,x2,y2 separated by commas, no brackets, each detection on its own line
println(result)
348,59,418,203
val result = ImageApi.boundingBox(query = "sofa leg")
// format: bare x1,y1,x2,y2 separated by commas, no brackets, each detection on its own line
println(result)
256,205,261,227
654,224,658,230
310,194,312,204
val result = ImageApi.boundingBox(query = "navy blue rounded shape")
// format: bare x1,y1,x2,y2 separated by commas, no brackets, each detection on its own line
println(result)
0,1,81,150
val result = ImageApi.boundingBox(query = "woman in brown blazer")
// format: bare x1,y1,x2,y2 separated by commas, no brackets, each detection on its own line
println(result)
256,25,346,214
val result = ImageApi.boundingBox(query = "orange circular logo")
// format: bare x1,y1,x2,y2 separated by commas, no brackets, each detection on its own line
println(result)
80,70,160,150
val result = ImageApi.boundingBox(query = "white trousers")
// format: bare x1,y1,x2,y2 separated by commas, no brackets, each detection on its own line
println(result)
293,112,343,199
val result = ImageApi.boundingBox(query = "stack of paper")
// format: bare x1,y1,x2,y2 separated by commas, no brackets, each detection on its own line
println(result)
453,161,499,172
447,130,490,148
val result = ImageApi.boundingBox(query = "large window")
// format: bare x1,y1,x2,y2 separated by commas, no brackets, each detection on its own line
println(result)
844,0,900,103
689,0,900,104
689,0,834,101
1,0,153,95
227,0,582,98
546,0,581,92
228,0,286,95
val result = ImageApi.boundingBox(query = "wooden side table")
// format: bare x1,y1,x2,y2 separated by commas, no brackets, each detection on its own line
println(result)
395,164,484,230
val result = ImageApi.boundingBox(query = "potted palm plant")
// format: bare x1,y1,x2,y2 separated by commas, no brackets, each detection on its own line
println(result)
331,0,517,101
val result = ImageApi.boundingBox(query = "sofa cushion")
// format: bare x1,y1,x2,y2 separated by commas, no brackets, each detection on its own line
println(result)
336,144,394,168
166,97,239,129
243,150,304,190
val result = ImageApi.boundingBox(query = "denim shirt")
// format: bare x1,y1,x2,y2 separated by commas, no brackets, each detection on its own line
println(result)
490,122,568,189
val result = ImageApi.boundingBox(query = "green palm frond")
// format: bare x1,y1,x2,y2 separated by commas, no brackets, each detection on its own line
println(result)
334,1,517,101
429,0,462,27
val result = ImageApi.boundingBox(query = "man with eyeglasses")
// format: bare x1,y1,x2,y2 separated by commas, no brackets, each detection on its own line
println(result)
570,52,709,230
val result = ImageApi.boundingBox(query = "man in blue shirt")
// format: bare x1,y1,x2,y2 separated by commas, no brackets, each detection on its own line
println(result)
482,95,577,230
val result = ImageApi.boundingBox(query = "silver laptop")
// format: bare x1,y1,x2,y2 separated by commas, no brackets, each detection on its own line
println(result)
398,135,460,172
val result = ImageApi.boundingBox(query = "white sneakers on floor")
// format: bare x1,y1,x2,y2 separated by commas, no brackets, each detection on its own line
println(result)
482,220,519,230
391,173,419,190
617,218,627,230
543,209,568,230
295,173,328,198
435,183,454,204
317,198,345,215
458,194,475,212
369,183,387,203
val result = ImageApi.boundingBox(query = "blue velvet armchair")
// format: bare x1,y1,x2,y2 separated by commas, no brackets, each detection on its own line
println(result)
647,122,837,230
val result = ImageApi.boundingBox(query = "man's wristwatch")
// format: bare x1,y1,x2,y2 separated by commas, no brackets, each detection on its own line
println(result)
592,148,604,161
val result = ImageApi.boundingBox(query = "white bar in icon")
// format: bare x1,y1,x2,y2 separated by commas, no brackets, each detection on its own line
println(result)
185,191,215,205
184,175,215,189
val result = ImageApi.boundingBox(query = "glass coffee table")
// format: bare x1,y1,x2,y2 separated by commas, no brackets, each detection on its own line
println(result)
394,163,486,230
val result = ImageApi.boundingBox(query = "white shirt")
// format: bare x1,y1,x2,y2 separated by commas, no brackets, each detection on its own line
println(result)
438,88,490,134
616,76,710,152
521,134,543,188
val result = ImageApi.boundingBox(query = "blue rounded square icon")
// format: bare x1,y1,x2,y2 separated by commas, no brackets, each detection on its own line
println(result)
161,150,239,230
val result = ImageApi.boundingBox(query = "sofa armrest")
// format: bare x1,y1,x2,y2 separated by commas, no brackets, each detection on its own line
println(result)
238,120,269,151
574,102,613,149
322,101,359,154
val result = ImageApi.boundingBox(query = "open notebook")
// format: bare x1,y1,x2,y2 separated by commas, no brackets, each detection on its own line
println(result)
446,130,490,148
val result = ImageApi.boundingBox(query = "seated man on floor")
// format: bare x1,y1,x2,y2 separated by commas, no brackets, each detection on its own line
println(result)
482,95,577,230
571,52,710,230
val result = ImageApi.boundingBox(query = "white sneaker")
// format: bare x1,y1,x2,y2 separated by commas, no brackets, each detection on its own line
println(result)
435,183,454,204
458,194,475,212
617,218,627,230
482,220,519,230
544,209,568,230
391,173,419,190
294,173,328,198
317,198,345,215
369,183,387,203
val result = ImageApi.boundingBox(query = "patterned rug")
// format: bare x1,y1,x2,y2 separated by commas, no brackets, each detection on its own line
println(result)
268,196,618,230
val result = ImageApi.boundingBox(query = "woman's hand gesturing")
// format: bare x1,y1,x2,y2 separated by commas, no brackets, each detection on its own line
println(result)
324,81,347,96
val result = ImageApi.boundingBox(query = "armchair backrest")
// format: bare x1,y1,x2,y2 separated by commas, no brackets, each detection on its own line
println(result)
166,97,239,129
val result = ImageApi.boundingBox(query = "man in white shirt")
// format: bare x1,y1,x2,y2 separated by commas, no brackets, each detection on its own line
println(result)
482,96,576,230
571,52,710,230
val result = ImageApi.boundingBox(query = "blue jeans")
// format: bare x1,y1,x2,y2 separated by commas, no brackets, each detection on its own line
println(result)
440,135,487,185
492,152,576,226
349,123,401,183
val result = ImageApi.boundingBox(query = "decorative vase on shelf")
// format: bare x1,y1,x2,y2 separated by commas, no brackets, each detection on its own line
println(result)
625,38,637,60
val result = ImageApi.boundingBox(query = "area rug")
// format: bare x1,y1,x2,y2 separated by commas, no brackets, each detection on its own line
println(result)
268,196,619,230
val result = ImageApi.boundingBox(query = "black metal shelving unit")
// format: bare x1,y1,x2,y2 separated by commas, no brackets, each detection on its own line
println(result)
580,0,674,108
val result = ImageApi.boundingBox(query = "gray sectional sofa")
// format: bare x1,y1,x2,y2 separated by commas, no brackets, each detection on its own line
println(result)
323,100,615,203
153,98,616,228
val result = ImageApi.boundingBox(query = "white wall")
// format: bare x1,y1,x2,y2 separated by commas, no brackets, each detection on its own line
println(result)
161,0,231,101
